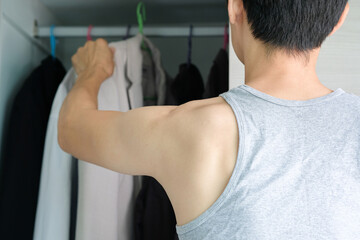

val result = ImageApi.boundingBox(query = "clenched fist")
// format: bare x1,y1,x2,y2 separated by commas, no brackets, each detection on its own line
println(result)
72,38,115,83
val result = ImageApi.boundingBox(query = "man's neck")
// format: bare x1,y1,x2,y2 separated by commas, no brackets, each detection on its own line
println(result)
242,45,333,101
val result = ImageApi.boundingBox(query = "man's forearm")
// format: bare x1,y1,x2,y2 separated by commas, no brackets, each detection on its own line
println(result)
73,69,108,108
58,70,108,150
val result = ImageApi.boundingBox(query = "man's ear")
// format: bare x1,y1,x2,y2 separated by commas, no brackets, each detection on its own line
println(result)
228,0,244,25
329,2,350,37
228,0,235,24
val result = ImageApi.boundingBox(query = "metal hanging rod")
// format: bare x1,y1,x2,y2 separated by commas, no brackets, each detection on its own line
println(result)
34,26,225,38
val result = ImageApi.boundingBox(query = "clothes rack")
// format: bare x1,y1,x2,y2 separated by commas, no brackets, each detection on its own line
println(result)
34,25,225,38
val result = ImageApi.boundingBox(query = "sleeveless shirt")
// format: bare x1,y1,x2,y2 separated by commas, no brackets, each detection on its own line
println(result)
175,84,360,240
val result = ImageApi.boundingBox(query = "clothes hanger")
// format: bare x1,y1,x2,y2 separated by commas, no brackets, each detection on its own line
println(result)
137,2,157,103
187,24,193,68
123,24,131,40
50,24,56,60
223,23,229,50
137,2,152,58
87,25,93,41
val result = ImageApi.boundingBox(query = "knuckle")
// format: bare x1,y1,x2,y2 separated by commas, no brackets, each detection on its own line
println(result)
86,40,94,46
96,38,107,45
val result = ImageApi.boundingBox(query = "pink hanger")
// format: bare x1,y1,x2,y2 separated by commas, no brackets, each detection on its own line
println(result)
223,23,229,50
87,25,93,41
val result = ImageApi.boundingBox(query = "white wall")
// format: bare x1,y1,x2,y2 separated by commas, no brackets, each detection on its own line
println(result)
0,0,60,165
229,24,242,90
229,2,360,96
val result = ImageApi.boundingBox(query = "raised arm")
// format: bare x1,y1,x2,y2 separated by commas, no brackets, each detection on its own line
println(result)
57,38,202,180
59,39,176,177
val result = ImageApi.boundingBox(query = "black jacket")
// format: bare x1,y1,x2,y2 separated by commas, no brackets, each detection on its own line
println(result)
171,63,205,105
203,49,229,98
0,56,66,239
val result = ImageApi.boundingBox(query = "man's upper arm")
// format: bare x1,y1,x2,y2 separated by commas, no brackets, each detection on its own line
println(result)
58,103,193,178
110,105,185,177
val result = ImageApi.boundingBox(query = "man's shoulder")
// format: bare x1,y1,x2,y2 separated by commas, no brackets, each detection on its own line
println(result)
170,97,233,127
160,97,240,225
167,97,237,151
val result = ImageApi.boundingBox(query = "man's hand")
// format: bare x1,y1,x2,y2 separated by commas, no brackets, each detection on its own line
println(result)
71,38,115,84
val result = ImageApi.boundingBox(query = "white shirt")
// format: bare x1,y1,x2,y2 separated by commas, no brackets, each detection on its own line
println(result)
34,33,167,240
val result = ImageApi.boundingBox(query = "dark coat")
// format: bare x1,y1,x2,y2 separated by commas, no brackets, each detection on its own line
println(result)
0,56,66,239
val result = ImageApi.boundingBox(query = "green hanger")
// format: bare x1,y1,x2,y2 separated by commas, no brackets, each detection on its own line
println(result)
136,2,156,103
137,2,145,37
136,2,152,58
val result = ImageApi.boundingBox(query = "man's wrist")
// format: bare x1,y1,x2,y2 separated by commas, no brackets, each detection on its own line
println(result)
72,67,109,102
77,67,109,85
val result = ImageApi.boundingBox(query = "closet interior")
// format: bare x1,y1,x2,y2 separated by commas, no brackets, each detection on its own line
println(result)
0,0,230,240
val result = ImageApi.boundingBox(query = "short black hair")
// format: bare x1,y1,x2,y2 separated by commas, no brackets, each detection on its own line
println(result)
240,0,348,56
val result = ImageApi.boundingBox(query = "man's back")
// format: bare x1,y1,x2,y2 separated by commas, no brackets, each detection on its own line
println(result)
174,84,360,239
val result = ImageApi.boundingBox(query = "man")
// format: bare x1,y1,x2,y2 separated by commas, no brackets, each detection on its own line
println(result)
59,0,360,239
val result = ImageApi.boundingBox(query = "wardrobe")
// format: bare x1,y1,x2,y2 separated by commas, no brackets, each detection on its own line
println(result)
0,0,229,158
0,0,359,239
0,1,230,239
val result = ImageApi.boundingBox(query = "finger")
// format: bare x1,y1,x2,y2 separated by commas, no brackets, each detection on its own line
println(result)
77,48,82,55
96,38,108,47
88,41,96,56
85,41,95,52
71,55,76,65
85,40,94,45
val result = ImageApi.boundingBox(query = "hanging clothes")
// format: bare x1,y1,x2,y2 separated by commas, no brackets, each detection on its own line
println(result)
134,176,178,240
134,47,178,240
34,33,167,240
171,63,205,105
33,68,79,240
0,56,66,240
133,53,206,240
165,71,178,106
203,49,229,99
76,33,167,240
134,46,228,240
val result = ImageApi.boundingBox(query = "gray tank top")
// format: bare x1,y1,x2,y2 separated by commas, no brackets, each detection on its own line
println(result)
175,84,360,239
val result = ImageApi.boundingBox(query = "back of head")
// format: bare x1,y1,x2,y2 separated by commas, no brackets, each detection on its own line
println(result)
240,0,348,55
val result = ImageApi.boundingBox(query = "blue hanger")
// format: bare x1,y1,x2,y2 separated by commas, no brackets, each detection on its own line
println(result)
187,24,193,68
50,25,56,60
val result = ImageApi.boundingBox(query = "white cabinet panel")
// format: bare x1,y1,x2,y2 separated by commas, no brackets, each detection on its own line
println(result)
0,0,60,162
